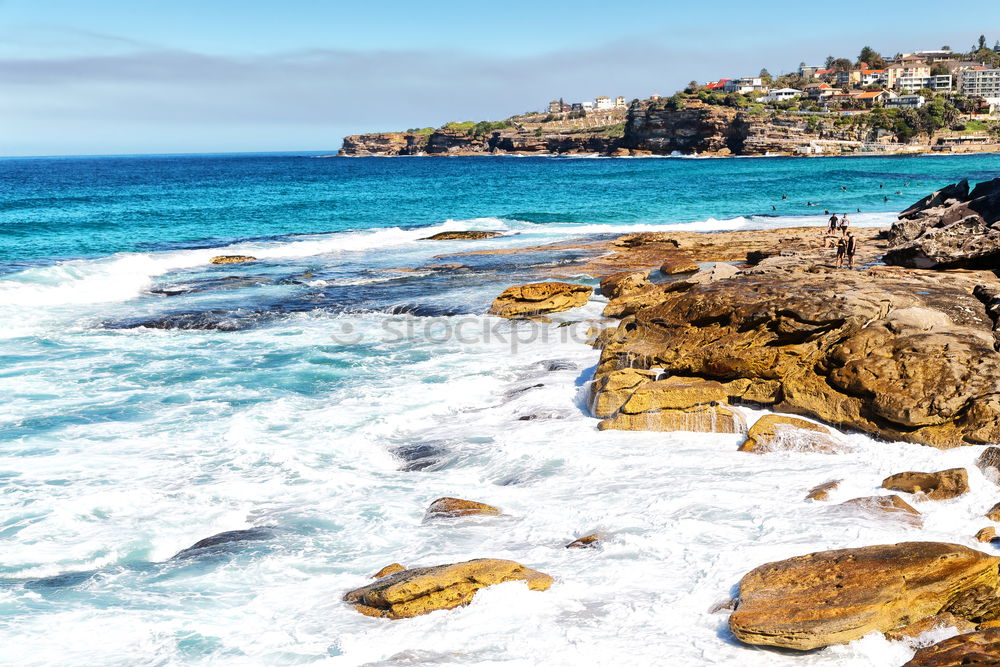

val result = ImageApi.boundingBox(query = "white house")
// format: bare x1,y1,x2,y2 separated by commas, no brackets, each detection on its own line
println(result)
885,95,926,109
581,100,594,110
614,96,627,108
594,96,614,110
723,77,767,94
762,88,802,103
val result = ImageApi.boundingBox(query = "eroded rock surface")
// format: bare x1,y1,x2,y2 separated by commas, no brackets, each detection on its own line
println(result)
425,497,500,519
882,468,970,500
729,542,1000,650
489,282,592,318
903,627,1000,666
209,255,257,265
344,559,553,619
596,376,744,433
739,415,836,454
420,231,502,241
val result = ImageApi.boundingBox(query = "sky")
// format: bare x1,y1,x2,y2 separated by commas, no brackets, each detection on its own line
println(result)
0,0,997,156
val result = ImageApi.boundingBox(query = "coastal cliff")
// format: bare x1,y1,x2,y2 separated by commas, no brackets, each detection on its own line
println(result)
339,101,855,157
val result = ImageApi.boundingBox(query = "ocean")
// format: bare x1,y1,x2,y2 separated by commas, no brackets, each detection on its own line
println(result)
1,152,999,666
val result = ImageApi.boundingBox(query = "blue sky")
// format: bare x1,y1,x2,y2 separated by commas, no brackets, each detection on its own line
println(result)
1,0,996,156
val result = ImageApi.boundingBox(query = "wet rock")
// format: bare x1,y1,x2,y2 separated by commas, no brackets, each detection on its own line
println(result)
729,542,1000,650
884,613,977,641
738,415,837,453
903,628,1000,666
210,255,256,264
172,527,274,559
565,533,603,549
599,271,650,299
596,376,744,434
723,378,783,405
489,282,592,319
592,266,1000,448
343,558,553,619
589,368,659,418
976,447,1000,485
977,527,997,543
882,468,969,500
986,502,1000,522
420,231,502,241
805,480,841,502
839,495,922,526
659,254,700,275
425,497,500,519
373,563,406,578
393,443,447,472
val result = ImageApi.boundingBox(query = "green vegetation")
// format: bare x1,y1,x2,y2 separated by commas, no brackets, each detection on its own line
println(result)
436,119,512,136
405,127,435,136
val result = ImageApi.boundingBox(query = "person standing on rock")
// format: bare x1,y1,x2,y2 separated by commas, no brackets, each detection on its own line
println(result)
846,231,858,269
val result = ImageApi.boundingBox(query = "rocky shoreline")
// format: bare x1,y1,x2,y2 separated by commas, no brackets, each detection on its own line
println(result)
342,178,1000,664
338,100,999,158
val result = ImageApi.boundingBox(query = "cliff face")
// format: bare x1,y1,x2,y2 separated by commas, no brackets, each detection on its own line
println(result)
339,102,873,157
623,102,740,155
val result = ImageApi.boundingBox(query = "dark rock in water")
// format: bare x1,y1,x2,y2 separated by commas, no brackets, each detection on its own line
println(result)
419,231,502,241
382,304,469,317
537,359,577,372
105,310,264,331
25,570,99,590
171,527,275,559
150,275,273,297
885,178,1000,269
976,446,1000,485
504,383,544,399
392,443,447,472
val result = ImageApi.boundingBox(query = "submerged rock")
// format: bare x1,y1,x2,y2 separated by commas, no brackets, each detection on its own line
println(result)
738,415,836,453
210,255,257,264
596,376,744,433
372,563,406,578
882,468,969,500
565,533,603,549
903,627,1000,666
986,502,1000,522
343,558,553,619
489,282,592,319
425,497,500,519
976,527,997,543
976,446,1000,485
884,613,977,641
729,542,1000,650
839,495,922,526
171,527,275,559
420,231,502,241
805,480,841,502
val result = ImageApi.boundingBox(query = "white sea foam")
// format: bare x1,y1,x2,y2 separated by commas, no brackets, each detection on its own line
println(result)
0,293,994,665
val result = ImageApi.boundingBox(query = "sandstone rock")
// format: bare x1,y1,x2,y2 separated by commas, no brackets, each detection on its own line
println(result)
566,533,602,549
420,231,502,241
805,480,840,502
723,378,782,405
729,542,1000,650
899,180,970,221
659,254,700,275
210,255,256,265
592,265,1000,447
589,368,659,418
599,271,650,299
977,447,1000,485
882,468,969,500
425,497,501,519
489,282,592,319
986,502,1000,522
373,563,406,578
884,613,977,641
839,495,922,526
738,415,836,454
344,558,553,619
903,628,1000,666
676,263,740,286
977,527,997,543
886,178,1000,269
597,376,744,434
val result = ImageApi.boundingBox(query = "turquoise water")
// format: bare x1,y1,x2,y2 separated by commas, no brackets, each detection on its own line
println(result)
1,153,1000,666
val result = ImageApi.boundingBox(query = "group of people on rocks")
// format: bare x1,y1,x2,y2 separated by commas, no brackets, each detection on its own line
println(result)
824,213,857,269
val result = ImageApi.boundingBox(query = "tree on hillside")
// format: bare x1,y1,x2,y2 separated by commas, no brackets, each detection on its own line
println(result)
942,45,951,50
831,58,853,72
930,63,950,76
858,46,886,68
979,35,987,50
759,68,773,85
825,55,835,69
685,80,700,93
